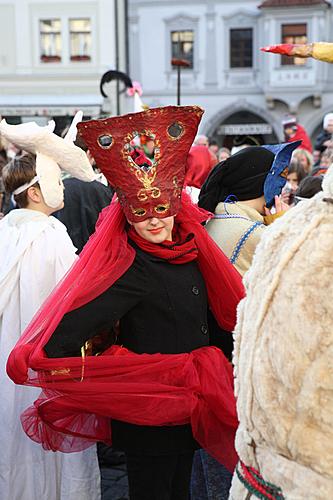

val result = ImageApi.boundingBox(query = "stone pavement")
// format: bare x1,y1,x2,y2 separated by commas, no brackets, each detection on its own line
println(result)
98,444,129,500
101,463,129,500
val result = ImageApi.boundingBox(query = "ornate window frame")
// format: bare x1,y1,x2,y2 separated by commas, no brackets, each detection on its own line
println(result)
32,8,96,68
164,13,199,76
222,10,259,73
276,17,312,70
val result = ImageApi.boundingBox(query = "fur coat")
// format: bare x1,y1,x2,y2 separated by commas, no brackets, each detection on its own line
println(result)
229,167,333,499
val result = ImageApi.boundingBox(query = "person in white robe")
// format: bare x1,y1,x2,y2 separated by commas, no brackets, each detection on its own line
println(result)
0,116,101,500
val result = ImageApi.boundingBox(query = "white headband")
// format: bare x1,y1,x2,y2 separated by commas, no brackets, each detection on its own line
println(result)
12,175,39,196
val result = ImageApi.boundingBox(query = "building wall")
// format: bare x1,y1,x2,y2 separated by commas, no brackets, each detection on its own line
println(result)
0,0,129,126
129,0,333,146
1,0,332,144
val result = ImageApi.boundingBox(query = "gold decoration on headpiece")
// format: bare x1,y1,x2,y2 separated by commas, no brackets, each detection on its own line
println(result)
173,176,182,198
136,169,161,201
154,203,170,214
131,206,147,217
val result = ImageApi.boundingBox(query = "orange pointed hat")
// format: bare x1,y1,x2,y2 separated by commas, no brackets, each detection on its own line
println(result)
77,105,204,222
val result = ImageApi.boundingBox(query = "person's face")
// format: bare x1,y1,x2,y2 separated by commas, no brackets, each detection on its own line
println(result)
209,144,219,155
287,173,299,190
27,185,64,215
296,154,308,170
313,150,321,163
325,119,333,134
197,138,209,147
131,216,174,243
219,151,230,162
320,154,331,167
284,126,294,138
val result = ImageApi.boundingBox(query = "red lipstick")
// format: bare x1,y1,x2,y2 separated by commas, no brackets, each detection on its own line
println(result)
149,227,163,234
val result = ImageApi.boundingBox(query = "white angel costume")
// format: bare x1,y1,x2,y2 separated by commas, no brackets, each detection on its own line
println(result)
0,114,101,500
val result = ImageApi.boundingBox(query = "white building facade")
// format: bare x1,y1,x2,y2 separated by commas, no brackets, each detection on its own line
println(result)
128,0,333,147
0,0,129,131
1,0,332,145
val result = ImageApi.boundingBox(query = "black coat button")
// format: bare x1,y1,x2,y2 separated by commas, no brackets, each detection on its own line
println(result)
192,286,200,295
201,324,208,335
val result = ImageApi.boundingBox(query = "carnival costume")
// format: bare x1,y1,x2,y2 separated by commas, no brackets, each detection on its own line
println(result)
261,41,333,64
229,162,333,500
198,142,299,276
229,42,333,499
6,107,244,496
0,113,100,500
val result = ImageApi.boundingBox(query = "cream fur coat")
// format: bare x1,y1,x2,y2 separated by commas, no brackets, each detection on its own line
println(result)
229,167,333,499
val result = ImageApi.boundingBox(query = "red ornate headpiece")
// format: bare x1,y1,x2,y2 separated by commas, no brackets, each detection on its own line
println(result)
77,105,204,222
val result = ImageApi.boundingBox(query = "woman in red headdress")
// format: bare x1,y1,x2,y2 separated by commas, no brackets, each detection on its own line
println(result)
7,106,244,500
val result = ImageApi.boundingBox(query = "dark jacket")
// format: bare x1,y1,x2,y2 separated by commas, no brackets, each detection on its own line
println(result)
54,178,114,253
314,130,331,153
45,242,227,454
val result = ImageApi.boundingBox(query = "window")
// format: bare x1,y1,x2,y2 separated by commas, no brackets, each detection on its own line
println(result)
171,30,194,69
40,19,62,63
281,24,307,66
230,28,253,68
39,17,92,64
69,18,92,62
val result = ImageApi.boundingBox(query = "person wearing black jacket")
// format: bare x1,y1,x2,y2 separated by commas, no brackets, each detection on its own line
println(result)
55,177,113,253
314,112,333,153
45,225,212,499
8,106,244,500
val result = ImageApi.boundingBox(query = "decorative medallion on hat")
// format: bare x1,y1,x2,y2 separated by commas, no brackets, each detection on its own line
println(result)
78,106,204,221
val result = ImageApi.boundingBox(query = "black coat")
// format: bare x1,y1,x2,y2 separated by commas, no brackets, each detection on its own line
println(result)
44,242,232,454
54,178,114,253
314,130,331,153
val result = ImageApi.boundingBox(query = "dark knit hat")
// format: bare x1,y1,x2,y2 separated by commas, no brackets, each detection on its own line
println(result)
198,146,274,213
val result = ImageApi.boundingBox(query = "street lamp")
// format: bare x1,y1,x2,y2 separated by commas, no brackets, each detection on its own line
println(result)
171,58,191,105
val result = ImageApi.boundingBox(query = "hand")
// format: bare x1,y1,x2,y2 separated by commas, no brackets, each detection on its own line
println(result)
264,195,290,216
323,140,333,148
280,190,291,205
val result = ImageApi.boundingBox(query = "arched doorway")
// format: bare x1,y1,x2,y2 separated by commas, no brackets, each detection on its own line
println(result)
209,109,279,149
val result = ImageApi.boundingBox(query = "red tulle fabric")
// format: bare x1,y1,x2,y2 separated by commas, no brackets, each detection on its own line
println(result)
185,145,217,189
7,192,244,471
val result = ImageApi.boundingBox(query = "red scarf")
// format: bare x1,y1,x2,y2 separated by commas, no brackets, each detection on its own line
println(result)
7,192,244,472
128,225,198,264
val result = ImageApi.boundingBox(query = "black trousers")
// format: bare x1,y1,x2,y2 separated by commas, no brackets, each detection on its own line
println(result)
125,451,195,500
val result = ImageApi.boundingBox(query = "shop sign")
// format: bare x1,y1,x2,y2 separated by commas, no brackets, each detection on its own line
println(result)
0,106,100,117
218,123,273,135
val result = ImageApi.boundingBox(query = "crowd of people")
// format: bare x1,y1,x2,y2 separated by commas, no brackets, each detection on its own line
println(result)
0,102,331,500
